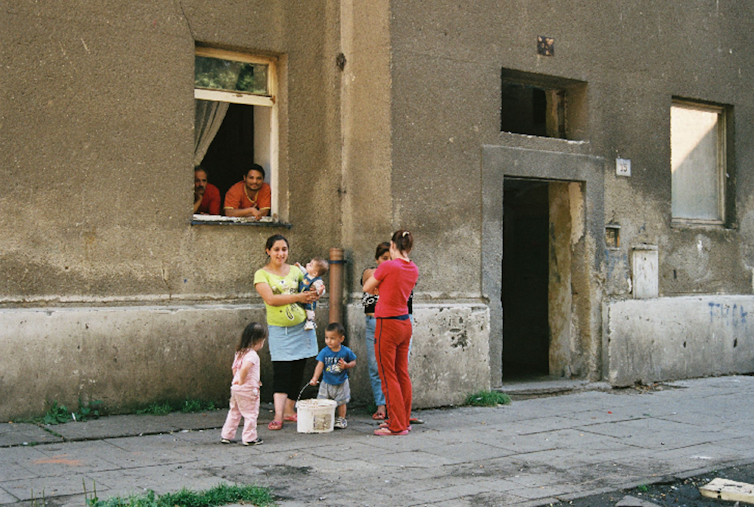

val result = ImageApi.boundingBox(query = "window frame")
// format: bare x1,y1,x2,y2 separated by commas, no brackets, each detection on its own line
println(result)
192,47,280,224
500,69,588,142
670,99,727,227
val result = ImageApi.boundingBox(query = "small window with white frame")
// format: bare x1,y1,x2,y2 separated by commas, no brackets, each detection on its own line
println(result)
193,47,279,224
670,100,727,225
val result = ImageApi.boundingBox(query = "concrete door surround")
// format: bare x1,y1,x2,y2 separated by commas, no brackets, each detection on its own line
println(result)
482,145,606,387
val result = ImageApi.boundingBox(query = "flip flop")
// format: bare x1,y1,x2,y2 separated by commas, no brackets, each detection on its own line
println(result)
283,414,298,422
373,427,409,436
267,420,283,430
372,412,387,420
379,422,412,431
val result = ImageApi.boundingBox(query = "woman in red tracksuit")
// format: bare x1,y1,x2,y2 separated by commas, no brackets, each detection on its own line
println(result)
362,229,418,436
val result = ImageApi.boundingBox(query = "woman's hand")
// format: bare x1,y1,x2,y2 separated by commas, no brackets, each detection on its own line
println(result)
298,289,319,304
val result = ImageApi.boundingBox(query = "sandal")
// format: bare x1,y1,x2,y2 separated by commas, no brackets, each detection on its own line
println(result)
374,427,409,436
283,414,298,422
267,420,283,430
372,412,387,420
379,422,412,431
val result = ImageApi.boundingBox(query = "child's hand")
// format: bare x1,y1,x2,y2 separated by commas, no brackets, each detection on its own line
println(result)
338,359,347,370
313,280,326,296
309,378,319,386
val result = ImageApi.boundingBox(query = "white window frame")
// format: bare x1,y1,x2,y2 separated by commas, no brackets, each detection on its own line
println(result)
670,100,726,226
193,47,279,223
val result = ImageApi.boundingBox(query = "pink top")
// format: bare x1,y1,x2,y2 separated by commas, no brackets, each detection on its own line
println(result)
232,349,261,389
373,258,418,318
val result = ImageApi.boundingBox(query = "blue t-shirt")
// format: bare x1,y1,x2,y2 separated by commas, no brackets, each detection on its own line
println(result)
316,345,357,386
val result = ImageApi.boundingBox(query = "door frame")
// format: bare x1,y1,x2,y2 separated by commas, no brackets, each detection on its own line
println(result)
482,146,606,387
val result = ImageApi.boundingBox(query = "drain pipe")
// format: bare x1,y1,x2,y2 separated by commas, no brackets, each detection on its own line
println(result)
328,248,345,324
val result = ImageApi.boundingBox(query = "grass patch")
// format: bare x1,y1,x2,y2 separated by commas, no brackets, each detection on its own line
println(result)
86,483,275,507
465,390,511,407
181,399,216,413
136,398,217,416
24,399,104,425
136,402,173,416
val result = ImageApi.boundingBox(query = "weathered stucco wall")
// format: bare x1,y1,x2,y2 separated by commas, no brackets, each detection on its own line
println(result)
0,1,343,304
389,0,754,386
0,305,260,419
345,304,490,409
605,296,754,386
0,1,346,418
2,0,754,417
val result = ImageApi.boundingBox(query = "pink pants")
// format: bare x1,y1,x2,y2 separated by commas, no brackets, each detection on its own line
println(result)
221,385,260,443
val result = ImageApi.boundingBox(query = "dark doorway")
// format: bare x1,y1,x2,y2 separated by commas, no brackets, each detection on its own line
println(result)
502,178,550,379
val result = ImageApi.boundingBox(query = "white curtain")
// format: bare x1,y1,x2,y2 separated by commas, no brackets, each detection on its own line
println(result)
194,99,229,167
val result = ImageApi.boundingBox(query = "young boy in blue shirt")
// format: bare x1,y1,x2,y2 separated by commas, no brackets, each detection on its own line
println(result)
309,322,357,429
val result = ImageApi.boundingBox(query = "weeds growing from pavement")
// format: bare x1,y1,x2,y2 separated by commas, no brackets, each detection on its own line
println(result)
25,399,104,425
181,399,216,413
30,488,46,507
85,482,275,507
465,390,511,407
136,402,173,416
136,398,216,416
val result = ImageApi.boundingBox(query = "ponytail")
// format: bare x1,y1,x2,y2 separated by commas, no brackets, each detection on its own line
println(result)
391,229,413,254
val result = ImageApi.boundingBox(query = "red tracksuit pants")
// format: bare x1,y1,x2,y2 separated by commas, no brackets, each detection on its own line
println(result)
375,317,412,433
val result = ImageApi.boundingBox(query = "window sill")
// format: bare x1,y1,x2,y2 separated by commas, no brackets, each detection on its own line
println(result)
191,215,291,228
671,218,727,229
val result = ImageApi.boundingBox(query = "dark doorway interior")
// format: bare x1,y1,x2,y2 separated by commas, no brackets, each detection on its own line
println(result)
201,103,255,202
503,178,550,379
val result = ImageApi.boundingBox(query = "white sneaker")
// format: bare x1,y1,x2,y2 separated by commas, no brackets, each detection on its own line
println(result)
334,417,347,429
304,320,315,330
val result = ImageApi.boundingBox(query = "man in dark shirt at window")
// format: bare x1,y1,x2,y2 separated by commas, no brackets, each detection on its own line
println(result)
224,164,272,220
194,166,222,215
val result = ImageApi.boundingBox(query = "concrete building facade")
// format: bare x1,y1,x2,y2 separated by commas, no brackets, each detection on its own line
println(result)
1,1,753,419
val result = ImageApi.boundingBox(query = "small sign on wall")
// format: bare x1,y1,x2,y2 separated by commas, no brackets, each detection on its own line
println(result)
632,245,658,299
616,158,631,177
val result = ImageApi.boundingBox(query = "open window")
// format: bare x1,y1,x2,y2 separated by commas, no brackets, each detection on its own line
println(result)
501,69,587,141
671,100,729,226
193,47,278,224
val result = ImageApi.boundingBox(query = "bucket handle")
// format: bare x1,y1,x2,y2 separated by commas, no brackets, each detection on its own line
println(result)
295,382,316,406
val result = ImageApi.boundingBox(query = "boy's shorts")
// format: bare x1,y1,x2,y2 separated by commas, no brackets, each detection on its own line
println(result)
317,379,350,406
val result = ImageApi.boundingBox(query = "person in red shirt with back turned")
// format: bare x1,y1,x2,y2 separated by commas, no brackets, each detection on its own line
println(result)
362,229,419,436
224,164,271,220
193,166,221,215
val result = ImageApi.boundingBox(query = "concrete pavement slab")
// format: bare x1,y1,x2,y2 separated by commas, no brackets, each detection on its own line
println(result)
1,376,754,506
85,464,211,497
19,440,145,477
577,418,729,450
0,423,63,447
0,446,62,481
513,482,587,500
52,414,181,441
2,473,91,502
0,486,20,504
0,448,46,482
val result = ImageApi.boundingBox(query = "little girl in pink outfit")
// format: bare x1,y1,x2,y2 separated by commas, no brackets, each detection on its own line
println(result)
221,322,267,446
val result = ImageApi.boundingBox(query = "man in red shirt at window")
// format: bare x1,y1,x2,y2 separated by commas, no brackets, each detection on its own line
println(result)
194,166,221,215
224,164,272,220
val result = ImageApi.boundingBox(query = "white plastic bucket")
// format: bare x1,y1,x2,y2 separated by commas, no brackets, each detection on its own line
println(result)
296,399,337,433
